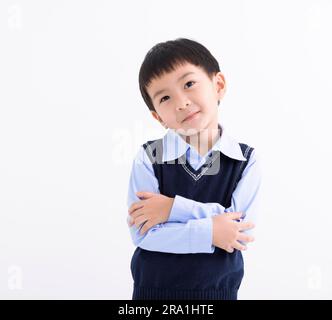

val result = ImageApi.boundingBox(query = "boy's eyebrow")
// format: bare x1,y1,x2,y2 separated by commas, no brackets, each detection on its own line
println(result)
152,71,195,100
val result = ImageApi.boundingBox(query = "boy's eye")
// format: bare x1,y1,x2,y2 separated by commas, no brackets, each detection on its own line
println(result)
159,81,195,104
184,81,195,88
160,96,170,104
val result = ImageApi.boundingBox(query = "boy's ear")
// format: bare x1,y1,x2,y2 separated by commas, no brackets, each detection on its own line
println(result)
151,111,168,129
215,72,226,101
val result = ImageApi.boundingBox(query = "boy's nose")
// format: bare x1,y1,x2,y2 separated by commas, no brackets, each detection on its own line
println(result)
176,100,191,111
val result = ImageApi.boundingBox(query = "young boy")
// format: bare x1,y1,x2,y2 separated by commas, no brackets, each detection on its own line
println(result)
127,38,261,300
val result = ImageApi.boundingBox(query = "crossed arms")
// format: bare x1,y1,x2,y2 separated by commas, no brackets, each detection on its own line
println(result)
127,146,261,254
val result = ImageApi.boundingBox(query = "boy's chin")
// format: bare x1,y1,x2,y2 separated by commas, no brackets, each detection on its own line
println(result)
176,125,206,136
181,122,212,134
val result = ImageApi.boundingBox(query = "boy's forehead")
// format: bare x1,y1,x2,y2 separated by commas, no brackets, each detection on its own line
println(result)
156,62,201,81
147,63,204,94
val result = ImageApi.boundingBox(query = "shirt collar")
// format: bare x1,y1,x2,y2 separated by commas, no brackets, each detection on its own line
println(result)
162,123,247,162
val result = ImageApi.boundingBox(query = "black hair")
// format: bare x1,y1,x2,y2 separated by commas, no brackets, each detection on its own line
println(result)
138,38,221,112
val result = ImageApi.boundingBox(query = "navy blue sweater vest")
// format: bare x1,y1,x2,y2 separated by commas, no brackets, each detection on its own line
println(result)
131,138,254,300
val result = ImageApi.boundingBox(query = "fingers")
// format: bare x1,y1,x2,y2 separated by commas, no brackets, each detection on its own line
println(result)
224,243,247,253
128,216,134,227
128,201,144,214
128,210,145,227
232,240,247,251
225,247,234,253
130,208,145,220
224,212,243,220
134,215,148,229
228,230,255,252
128,213,142,227
128,216,133,226
238,221,255,232
237,232,255,243
225,241,248,253
139,221,152,235
136,191,155,199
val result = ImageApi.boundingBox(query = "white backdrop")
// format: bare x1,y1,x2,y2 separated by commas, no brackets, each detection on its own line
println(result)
1,0,332,299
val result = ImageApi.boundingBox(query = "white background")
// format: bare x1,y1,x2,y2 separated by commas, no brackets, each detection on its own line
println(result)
1,0,332,299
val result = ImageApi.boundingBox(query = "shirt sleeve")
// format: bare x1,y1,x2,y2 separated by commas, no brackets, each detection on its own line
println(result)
168,195,225,223
225,149,262,238
168,149,262,239
127,146,215,254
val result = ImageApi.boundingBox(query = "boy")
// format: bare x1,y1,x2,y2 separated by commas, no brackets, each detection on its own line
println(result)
127,38,261,300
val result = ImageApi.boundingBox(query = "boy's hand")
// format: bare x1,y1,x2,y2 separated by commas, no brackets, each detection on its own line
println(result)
128,191,174,235
212,212,255,253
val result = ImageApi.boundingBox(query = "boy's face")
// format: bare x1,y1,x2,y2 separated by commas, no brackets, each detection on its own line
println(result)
146,62,226,136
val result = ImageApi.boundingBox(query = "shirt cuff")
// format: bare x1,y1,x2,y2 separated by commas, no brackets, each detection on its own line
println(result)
168,195,194,223
189,217,215,253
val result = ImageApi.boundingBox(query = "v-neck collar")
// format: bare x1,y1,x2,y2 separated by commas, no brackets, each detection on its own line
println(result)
162,123,247,163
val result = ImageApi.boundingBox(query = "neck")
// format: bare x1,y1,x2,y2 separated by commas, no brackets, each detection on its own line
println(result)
183,121,221,157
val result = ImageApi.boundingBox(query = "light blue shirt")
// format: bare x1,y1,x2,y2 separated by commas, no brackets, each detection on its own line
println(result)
127,124,262,254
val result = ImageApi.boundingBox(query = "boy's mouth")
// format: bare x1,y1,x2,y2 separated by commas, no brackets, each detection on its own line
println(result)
181,111,201,123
